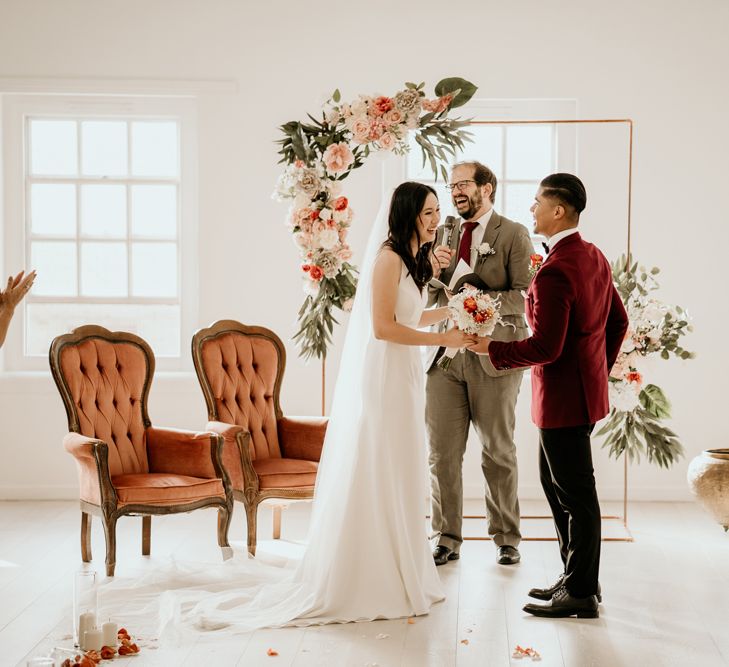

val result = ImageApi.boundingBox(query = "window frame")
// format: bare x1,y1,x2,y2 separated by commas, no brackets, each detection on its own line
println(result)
390,98,578,249
1,93,199,372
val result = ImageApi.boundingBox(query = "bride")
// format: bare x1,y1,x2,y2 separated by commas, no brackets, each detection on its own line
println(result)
100,182,474,633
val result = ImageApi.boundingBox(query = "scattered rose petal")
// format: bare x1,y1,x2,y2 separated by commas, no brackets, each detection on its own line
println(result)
461,639,469,645
407,617,416,624
266,648,279,656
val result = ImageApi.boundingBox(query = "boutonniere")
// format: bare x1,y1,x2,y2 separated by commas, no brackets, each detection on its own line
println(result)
473,242,496,258
528,253,544,278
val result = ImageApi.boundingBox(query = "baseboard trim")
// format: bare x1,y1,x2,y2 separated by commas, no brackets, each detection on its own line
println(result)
0,485,79,501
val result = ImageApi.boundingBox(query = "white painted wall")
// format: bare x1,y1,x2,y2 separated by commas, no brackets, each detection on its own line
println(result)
0,0,727,504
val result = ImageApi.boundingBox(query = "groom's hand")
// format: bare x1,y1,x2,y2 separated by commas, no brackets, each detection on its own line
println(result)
467,336,492,355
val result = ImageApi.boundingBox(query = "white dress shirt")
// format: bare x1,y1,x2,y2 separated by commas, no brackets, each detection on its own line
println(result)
545,226,579,252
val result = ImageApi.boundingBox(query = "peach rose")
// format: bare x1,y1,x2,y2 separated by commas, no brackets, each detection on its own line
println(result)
421,98,440,112
384,108,404,125
333,196,349,211
379,132,396,150
323,142,355,174
351,117,370,144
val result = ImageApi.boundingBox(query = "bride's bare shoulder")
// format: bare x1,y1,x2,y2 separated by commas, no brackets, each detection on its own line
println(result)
374,246,402,270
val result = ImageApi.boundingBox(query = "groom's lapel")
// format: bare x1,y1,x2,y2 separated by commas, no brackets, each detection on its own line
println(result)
475,212,502,270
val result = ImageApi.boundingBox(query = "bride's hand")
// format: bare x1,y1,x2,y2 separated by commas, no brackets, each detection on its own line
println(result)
441,328,476,349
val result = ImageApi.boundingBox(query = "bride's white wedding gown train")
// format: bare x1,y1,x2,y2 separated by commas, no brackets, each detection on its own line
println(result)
99,260,443,635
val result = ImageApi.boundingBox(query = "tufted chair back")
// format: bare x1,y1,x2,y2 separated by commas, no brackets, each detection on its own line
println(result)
193,321,284,461
50,326,153,477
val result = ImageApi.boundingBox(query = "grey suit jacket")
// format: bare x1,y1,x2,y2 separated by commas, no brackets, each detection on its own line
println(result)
425,211,533,376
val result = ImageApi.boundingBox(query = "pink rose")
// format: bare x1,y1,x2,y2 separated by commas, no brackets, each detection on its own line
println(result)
323,142,355,174
351,118,370,144
384,108,404,125
379,132,396,150
337,245,353,261
333,196,348,211
309,266,324,281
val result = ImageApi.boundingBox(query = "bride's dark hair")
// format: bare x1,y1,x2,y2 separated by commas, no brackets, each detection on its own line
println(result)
382,181,436,291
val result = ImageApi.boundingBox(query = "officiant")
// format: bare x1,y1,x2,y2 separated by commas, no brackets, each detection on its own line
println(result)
425,161,533,567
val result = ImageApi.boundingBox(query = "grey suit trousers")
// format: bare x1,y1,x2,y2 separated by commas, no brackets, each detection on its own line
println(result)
426,349,523,551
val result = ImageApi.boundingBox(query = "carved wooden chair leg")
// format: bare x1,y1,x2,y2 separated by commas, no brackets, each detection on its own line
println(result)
102,514,118,577
217,504,232,548
81,511,92,562
142,516,151,556
272,505,283,540
245,501,258,557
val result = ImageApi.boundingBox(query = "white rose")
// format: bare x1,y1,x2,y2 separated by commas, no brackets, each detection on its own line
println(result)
316,228,339,250
609,381,640,413
646,327,662,343
620,336,636,354
293,192,312,209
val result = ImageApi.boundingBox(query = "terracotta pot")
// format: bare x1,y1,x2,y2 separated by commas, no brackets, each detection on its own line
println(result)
687,449,729,531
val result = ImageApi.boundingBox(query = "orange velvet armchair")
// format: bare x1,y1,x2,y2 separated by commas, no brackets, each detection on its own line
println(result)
192,320,327,555
50,325,233,576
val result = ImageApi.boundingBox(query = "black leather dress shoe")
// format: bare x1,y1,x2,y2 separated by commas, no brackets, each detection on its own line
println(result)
523,585,599,618
496,545,521,565
528,575,602,603
433,545,459,566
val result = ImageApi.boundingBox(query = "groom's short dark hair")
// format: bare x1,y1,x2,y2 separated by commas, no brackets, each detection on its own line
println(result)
453,161,497,204
540,173,587,218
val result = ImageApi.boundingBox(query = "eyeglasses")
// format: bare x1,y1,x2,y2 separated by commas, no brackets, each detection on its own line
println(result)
445,180,476,192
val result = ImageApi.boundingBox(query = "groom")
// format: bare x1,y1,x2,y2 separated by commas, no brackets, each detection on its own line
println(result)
472,173,629,618
426,161,533,566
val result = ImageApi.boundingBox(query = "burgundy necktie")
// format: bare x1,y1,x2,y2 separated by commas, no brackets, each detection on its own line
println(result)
458,222,478,266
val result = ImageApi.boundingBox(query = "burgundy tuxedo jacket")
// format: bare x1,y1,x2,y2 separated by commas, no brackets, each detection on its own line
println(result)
488,232,628,429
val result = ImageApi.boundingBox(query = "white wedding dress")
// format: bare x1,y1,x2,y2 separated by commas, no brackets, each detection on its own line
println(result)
99,258,444,636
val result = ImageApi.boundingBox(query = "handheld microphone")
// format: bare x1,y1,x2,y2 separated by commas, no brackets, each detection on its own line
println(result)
443,217,456,247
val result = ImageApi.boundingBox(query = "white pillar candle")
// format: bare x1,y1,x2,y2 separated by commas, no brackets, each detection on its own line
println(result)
101,620,118,647
83,628,103,652
78,612,96,647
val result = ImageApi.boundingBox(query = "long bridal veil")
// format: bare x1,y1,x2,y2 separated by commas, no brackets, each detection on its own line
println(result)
97,194,395,639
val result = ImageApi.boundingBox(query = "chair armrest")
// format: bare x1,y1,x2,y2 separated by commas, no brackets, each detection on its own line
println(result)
207,421,255,494
146,426,221,479
277,416,328,462
63,432,115,507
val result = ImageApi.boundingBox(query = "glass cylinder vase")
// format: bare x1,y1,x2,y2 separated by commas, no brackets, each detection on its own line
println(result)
72,569,98,649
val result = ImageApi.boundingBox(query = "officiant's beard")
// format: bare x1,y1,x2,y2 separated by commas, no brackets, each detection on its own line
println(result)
455,189,484,221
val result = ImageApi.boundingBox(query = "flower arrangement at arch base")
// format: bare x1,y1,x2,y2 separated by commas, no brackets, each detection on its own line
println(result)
597,255,695,468
273,78,477,360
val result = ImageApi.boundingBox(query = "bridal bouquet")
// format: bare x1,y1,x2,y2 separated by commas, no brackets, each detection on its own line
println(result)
597,255,694,468
438,287,502,370
273,77,477,360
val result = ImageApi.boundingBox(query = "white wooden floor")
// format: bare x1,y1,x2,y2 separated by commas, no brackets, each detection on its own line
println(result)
2,499,728,667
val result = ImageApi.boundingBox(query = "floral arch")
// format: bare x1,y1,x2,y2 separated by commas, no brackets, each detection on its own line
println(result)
273,77,477,360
